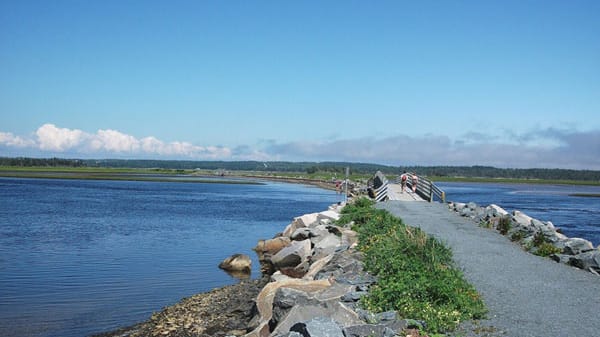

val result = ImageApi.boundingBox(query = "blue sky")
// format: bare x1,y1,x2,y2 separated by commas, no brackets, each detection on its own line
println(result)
1,1,599,169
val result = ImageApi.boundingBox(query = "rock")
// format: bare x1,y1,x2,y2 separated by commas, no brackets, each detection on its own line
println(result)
341,229,358,248
568,251,600,272
252,278,332,326
343,324,398,337
453,202,466,211
488,204,509,217
282,213,320,238
289,316,345,337
303,254,334,280
313,234,341,260
512,210,534,228
218,254,251,272
272,239,312,269
373,171,387,189
254,237,291,256
467,202,478,210
270,288,313,329
550,254,572,264
318,210,341,222
558,238,595,255
290,228,317,241
295,213,320,228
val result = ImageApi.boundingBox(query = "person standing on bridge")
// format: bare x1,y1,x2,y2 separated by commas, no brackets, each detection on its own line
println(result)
412,173,419,192
400,171,408,193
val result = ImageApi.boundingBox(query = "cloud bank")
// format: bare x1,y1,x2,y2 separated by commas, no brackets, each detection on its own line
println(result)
2,124,234,159
1,124,599,170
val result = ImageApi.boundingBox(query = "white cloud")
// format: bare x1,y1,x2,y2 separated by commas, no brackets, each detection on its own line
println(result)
1,124,236,160
0,132,36,147
36,123,86,151
1,124,599,169
92,129,141,152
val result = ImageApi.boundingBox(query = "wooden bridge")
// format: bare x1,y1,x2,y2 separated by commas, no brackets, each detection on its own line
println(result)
370,171,445,203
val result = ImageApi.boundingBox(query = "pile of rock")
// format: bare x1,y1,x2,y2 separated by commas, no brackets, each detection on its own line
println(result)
238,203,422,337
448,202,600,276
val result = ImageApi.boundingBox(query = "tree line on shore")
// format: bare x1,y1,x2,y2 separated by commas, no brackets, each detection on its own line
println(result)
1,157,599,182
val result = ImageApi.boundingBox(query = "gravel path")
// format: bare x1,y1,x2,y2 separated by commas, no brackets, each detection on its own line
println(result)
378,201,600,337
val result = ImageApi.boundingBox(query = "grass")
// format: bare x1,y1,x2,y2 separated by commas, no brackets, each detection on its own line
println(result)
337,198,486,333
0,166,262,184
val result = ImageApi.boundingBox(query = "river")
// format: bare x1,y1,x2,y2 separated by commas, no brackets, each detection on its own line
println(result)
0,177,341,337
2,178,599,337
437,182,600,246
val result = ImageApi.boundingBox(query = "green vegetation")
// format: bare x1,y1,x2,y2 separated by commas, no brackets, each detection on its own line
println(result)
530,231,562,257
496,216,512,235
2,157,600,184
338,198,486,333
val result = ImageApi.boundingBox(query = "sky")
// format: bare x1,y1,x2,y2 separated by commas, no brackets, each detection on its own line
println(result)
1,1,599,169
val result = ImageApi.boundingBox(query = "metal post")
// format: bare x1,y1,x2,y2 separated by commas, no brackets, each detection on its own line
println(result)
345,167,349,203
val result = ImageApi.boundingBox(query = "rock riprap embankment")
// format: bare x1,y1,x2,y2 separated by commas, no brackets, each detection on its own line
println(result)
245,203,421,337
95,202,421,337
449,201,600,276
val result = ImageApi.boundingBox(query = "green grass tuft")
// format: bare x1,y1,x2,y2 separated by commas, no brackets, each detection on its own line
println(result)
341,198,487,333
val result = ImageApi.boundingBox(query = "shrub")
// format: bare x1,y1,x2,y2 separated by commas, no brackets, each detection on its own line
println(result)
532,231,547,247
341,199,487,333
497,216,511,235
535,242,562,257
510,231,525,242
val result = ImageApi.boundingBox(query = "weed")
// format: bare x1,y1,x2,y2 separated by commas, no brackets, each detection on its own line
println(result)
497,216,511,235
534,242,562,257
342,200,487,333
532,231,547,247
510,231,525,242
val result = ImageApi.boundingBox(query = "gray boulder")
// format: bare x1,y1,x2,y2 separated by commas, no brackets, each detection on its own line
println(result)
568,250,600,272
343,324,396,337
313,234,341,260
272,239,312,269
290,317,345,337
558,238,594,255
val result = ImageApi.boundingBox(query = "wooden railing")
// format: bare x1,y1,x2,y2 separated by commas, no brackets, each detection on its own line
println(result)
397,173,446,203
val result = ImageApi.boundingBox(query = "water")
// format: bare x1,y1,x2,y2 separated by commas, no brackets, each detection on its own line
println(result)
0,177,341,337
437,182,600,246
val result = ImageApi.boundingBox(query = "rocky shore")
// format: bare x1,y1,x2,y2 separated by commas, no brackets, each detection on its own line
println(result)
448,201,600,275
95,201,422,337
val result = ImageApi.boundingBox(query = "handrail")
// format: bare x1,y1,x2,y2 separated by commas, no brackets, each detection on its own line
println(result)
395,173,446,203
369,171,445,203
374,181,389,202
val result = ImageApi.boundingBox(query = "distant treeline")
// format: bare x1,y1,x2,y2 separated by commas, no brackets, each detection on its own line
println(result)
1,157,599,182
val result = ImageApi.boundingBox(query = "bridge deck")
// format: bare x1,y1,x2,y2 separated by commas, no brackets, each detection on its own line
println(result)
377,200,600,337
386,183,424,201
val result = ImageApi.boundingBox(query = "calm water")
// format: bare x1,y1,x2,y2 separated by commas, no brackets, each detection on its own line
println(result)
0,177,341,337
437,182,600,246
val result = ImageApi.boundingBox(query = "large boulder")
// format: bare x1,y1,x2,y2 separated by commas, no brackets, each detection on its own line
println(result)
558,238,595,255
272,239,312,269
254,237,291,256
318,210,341,222
282,213,319,237
218,254,251,272
568,250,600,273
289,317,345,337
313,234,341,260
487,204,509,217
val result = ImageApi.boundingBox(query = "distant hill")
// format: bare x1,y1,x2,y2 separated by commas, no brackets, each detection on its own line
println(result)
1,157,599,182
